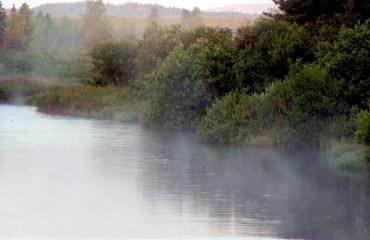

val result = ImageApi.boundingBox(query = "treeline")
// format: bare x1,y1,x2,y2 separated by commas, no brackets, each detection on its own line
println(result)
0,0,232,77
79,0,370,148
1,0,370,153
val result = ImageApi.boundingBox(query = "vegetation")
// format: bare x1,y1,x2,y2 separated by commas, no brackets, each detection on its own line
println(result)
0,0,369,171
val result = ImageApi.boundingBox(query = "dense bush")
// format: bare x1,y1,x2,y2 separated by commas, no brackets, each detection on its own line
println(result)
355,110,370,144
143,41,236,130
135,25,184,76
319,21,370,109
0,50,35,74
89,41,137,86
197,64,341,146
233,19,314,93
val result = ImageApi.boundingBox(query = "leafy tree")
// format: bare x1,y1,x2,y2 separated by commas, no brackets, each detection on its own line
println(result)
143,40,236,130
89,41,137,86
233,19,314,93
319,21,370,109
180,7,203,30
136,24,183,76
272,0,370,26
355,109,370,144
82,0,113,50
0,1,6,50
30,13,53,53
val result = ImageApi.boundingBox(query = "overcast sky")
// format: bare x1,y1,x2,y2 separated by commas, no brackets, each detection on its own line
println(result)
5,0,273,10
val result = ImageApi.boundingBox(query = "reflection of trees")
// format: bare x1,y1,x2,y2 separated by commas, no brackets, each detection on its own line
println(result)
91,123,370,239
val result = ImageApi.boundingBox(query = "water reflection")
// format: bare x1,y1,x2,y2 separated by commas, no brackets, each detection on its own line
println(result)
0,105,369,239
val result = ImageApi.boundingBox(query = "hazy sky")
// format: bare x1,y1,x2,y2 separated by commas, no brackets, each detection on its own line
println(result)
5,0,273,10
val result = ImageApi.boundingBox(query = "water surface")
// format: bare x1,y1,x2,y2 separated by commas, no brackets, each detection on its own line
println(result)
0,105,369,239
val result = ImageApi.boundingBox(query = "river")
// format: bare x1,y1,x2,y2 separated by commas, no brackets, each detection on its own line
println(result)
0,104,369,239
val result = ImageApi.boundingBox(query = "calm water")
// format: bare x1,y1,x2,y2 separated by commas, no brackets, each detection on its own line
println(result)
0,105,369,240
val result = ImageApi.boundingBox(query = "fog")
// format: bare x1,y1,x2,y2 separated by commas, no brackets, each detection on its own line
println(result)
0,105,369,239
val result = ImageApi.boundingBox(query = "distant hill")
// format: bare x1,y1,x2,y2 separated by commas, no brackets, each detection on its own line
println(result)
32,2,257,19
208,4,276,15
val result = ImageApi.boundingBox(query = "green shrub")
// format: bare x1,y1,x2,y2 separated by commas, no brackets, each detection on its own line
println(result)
355,110,370,144
143,41,236,130
329,140,369,171
320,21,370,109
233,19,314,93
89,41,137,86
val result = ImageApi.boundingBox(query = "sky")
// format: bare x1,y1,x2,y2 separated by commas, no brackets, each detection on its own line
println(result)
4,0,273,10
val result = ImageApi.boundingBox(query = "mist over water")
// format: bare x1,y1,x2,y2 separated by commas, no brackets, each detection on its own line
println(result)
0,105,369,239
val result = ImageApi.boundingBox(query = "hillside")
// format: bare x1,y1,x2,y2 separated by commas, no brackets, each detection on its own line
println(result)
32,1,257,19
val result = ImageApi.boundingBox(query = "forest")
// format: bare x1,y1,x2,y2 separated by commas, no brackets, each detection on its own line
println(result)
0,0,369,171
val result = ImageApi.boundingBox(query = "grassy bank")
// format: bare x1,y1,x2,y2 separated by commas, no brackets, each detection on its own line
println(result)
0,75,57,104
30,85,142,122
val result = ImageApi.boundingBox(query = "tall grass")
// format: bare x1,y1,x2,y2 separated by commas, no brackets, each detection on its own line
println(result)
30,86,142,122
0,75,56,104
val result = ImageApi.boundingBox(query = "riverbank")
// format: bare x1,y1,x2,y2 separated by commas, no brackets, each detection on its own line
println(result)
1,76,369,172
29,85,370,172
30,85,142,123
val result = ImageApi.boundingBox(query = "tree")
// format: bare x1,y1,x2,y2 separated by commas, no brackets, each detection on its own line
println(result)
4,5,22,50
82,0,113,50
89,41,137,86
180,7,203,30
0,0,6,50
233,19,314,93
143,39,236,130
136,24,183,76
272,0,370,26
320,21,370,109
147,8,160,26
18,3,33,49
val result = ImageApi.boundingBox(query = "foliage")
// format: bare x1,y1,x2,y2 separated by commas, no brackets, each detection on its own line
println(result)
197,63,341,146
329,140,369,171
0,75,55,103
272,0,370,26
135,24,183,76
89,41,137,86
4,5,22,50
31,86,141,122
233,18,314,93
319,21,370,109
143,41,236,130
18,3,33,49
355,110,370,144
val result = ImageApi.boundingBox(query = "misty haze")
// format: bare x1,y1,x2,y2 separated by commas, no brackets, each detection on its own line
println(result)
0,0,369,239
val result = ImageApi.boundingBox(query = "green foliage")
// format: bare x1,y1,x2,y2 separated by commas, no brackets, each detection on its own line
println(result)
197,64,341,146
355,110,370,144
1,50,35,74
233,19,314,93
89,41,137,86
135,24,183,76
143,41,236,130
329,140,369,171
272,0,370,26
319,21,370,109
18,3,33,49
